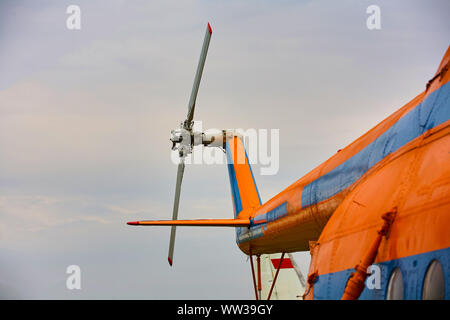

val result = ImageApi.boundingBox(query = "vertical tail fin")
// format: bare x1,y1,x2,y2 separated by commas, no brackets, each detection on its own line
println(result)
225,136,262,219
260,253,306,300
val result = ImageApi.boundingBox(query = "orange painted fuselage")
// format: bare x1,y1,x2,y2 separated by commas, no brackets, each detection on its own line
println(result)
128,46,449,299
227,46,450,299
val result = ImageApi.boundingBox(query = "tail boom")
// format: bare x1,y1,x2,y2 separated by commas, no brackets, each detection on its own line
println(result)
127,218,250,227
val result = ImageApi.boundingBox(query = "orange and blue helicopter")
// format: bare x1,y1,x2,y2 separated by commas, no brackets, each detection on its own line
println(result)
128,23,450,300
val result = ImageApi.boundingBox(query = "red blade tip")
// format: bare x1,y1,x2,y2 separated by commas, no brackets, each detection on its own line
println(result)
127,221,139,225
168,257,173,266
207,22,212,34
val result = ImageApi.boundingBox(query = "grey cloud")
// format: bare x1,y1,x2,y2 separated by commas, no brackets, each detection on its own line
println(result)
0,0,448,298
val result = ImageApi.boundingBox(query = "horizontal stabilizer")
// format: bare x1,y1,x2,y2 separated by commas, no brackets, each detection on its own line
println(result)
127,219,250,227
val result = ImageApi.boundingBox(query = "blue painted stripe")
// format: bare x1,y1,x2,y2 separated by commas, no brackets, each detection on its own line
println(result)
226,141,242,218
240,202,288,244
226,139,262,241
312,246,450,300
302,82,450,209
237,83,450,245
244,147,262,206
252,202,288,225
237,225,265,244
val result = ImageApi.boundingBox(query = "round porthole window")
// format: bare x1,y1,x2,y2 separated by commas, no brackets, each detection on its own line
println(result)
386,267,404,300
422,260,445,300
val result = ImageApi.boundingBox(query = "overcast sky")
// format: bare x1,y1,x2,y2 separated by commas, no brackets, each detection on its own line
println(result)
0,0,449,299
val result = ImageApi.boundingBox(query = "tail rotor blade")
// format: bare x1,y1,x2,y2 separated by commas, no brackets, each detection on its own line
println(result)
168,158,185,266
185,22,212,127
127,22,215,267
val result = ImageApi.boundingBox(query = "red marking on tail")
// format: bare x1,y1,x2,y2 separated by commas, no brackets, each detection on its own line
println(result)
207,22,212,34
271,258,294,269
